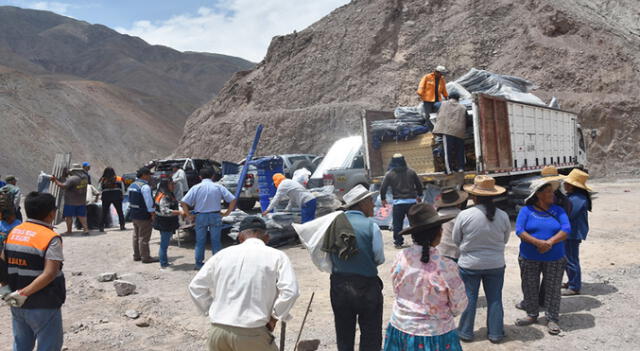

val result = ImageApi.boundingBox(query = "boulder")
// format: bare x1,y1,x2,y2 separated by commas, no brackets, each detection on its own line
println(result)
113,280,136,297
98,272,118,282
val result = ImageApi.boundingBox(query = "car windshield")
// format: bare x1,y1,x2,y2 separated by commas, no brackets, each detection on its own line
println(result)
311,136,362,179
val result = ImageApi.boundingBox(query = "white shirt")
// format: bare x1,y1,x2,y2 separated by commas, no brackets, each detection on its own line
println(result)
266,179,315,212
188,238,300,328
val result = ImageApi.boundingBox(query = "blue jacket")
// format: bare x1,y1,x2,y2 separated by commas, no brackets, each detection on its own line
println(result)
567,192,589,240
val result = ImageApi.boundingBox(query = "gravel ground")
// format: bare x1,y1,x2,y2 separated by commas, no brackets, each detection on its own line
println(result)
0,180,638,350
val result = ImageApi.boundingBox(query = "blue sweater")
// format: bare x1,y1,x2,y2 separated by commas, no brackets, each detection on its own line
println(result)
567,193,589,241
515,205,571,261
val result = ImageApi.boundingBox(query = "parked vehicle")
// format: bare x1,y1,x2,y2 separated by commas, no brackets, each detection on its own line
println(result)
308,136,369,200
362,93,587,214
153,158,221,188
220,154,318,211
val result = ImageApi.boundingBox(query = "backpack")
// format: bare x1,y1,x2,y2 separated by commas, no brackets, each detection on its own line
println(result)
0,186,16,213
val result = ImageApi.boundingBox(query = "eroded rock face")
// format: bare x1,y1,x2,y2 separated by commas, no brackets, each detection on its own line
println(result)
175,0,640,177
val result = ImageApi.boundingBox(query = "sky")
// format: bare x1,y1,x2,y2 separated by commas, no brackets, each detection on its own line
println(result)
0,0,350,61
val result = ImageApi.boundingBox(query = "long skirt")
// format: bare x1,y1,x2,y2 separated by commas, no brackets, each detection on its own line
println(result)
383,324,463,351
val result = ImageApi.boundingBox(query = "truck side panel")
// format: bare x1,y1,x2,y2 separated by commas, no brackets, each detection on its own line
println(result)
362,110,396,178
508,100,577,170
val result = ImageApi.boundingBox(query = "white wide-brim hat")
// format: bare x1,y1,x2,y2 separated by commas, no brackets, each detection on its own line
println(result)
342,184,379,209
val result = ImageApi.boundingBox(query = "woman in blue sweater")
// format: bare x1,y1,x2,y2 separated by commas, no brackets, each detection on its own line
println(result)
514,178,570,335
562,169,592,296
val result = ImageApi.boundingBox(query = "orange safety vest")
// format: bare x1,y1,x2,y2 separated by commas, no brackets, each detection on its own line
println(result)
4,221,66,309
417,72,449,102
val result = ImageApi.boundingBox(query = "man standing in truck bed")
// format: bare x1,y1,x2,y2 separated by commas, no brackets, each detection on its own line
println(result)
433,91,467,173
417,65,449,129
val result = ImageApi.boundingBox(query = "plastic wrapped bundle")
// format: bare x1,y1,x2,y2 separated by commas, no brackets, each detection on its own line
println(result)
265,212,300,247
394,104,426,121
371,119,430,149
310,185,342,217
454,68,545,105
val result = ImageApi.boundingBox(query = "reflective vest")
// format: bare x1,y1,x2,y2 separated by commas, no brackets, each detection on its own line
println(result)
128,179,151,220
4,221,66,309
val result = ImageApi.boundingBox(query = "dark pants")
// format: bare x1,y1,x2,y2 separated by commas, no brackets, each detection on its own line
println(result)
132,219,153,261
519,257,566,322
15,206,22,222
101,191,125,230
443,135,465,173
330,274,383,351
392,203,413,246
565,239,582,291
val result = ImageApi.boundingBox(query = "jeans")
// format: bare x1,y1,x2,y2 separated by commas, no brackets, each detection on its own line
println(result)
330,274,383,351
443,135,465,173
301,198,317,224
458,266,505,341
159,231,173,267
565,239,582,291
392,203,413,246
195,212,222,267
422,102,437,130
11,307,63,351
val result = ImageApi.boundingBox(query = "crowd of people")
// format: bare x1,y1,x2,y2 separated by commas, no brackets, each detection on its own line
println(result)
0,152,593,351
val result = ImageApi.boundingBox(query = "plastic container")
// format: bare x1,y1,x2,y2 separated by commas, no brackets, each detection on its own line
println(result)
251,156,284,211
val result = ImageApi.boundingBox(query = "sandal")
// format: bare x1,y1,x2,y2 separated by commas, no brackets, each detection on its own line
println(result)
547,320,561,335
515,316,537,326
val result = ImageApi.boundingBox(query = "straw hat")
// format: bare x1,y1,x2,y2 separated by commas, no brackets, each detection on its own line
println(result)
564,169,592,192
434,188,468,208
399,203,456,235
524,178,562,203
540,165,566,182
342,184,379,209
463,175,506,196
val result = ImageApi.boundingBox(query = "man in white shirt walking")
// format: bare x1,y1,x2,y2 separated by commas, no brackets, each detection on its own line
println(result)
189,216,300,351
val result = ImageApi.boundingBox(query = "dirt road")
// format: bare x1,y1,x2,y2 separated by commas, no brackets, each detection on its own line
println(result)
1,180,638,350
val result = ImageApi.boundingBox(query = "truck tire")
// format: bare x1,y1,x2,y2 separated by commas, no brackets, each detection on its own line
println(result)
291,160,316,174
237,198,257,212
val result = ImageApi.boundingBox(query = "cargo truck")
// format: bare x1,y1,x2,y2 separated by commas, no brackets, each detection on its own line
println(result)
361,94,587,212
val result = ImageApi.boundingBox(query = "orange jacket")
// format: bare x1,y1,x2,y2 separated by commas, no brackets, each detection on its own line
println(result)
417,73,448,102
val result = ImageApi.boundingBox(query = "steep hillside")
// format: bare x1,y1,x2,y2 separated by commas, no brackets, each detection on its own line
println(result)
0,6,254,188
175,0,640,177
0,65,182,187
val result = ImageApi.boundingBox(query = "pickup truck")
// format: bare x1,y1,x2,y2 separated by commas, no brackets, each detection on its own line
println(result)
308,136,369,200
362,93,588,211
220,154,319,211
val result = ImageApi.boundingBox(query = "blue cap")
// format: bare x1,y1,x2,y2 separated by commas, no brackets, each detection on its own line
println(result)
82,162,90,167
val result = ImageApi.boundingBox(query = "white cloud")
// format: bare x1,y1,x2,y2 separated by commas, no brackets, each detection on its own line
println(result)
117,0,350,62
28,1,71,14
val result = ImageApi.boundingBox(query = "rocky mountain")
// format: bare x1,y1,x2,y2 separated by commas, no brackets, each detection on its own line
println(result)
0,6,254,187
175,0,640,177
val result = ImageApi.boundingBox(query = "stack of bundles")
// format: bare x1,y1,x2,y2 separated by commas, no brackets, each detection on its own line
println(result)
453,68,545,106
371,119,430,149
310,185,342,217
266,212,300,247
394,104,426,121
222,209,249,240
